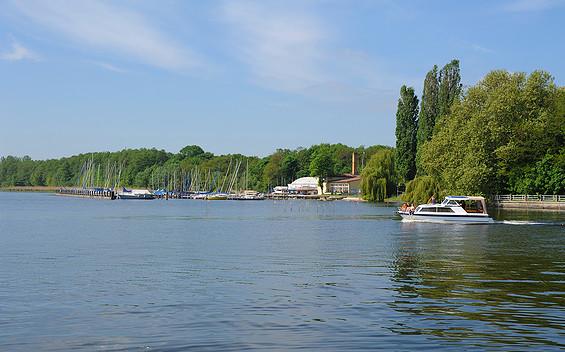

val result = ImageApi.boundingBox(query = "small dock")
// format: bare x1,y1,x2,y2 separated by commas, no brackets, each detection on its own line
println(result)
56,188,116,200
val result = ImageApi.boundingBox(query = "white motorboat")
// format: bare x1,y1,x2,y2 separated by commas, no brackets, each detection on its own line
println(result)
117,188,155,200
205,192,228,200
398,196,493,224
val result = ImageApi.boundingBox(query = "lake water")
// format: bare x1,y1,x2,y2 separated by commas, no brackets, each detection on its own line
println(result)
1,192,564,351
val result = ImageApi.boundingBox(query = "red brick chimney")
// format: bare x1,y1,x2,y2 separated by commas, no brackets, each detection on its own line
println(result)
352,152,358,175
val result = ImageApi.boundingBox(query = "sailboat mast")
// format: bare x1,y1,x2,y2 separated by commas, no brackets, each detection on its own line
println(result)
121,149,127,189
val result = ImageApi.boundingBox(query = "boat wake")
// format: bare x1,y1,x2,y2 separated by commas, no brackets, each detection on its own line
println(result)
497,220,565,226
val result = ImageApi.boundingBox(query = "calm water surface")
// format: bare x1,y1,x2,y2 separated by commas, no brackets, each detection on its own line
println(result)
1,192,564,351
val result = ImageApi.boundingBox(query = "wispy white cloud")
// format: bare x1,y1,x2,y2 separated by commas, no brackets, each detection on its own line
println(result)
302,81,393,103
502,0,565,12
1,40,40,61
221,0,330,91
89,61,128,73
220,1,398,103
7,0,205,73
339,49,373,61
473,44,494,53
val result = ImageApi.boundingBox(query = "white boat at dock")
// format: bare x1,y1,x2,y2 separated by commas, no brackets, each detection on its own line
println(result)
205,192,228,200
398,196,493,224
229,190,265,200
117,187,155,200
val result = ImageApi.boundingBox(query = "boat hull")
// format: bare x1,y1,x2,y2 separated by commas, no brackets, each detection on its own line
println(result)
117,192,154,200
118,194,155,199
205,193,228,200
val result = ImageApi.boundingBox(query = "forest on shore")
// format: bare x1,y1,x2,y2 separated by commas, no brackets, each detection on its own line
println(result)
0,144,388,194
2,61,564,202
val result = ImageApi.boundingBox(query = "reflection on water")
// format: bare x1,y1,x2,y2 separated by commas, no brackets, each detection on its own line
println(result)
392,219,565,349
0,193,564,351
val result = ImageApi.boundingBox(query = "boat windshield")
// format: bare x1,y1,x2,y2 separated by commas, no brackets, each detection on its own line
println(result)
442,199,461,206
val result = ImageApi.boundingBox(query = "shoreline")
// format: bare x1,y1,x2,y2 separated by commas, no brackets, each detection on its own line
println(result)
2,188,563,210
490,200,565,211
0,186,60,193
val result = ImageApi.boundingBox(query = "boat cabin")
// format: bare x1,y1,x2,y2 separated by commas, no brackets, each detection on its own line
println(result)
440,196,487,213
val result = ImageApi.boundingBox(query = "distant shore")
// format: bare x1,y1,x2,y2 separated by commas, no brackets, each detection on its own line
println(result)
0,186,60,192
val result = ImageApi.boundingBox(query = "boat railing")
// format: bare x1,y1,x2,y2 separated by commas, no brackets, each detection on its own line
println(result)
494,194,565,202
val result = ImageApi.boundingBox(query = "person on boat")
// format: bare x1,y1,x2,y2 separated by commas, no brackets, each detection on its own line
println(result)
401,203,407,213
409,203,415,218
427,194,436,204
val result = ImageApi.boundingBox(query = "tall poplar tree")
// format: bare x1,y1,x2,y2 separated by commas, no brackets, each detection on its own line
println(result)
416,65,440,172
417,65,439,147
395,85,419,182
438,59,462,119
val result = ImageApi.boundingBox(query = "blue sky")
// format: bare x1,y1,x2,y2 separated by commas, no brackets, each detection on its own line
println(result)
1,0,564,160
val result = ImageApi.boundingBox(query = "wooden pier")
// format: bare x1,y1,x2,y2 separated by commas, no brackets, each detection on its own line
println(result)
56,188,116,200
490,194,565,211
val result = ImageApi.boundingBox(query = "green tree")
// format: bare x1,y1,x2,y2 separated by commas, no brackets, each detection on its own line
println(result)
263,151,283,186
332,143,355,174
309,151,335,190
360,148,396,201
402,175,441,203
295,147,312,178
281,153,299,182
179,145,205,159
395,85,419,182
30,165,46,186
248,157,268,191
420,70,562,195
521,152,565,194
57,159,73,186
438,59,462,119
0,156,19,187
416,65,439,172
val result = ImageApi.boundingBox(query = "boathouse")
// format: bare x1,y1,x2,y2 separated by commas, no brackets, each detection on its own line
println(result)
321,152,361,195
323,174,361,195
288,177,319,195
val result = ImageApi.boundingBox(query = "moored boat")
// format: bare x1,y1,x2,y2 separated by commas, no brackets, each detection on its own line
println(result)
117,187,155,200
205,192,228,200
229,190,266,200
398,196,493,224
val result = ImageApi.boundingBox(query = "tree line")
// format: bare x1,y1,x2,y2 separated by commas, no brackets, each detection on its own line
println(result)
392,61,565,202
0,143,388,193
3,62,563,202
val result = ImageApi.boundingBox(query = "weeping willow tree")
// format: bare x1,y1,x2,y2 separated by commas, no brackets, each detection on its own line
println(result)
401,175,441,203
361,175,386,202
360,148,396,202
